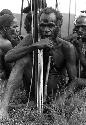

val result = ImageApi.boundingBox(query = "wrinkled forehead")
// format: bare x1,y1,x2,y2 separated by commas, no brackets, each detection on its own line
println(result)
40,12,56,23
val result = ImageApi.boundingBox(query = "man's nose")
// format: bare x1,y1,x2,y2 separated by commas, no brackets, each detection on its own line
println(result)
44,27,50,32
16,26,20,32
13,25,20,33
78,27,83,32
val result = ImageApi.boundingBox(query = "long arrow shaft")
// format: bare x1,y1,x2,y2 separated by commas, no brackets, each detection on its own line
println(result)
19,0,24,35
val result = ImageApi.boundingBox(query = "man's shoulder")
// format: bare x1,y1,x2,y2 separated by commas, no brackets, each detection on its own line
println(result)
56,38,76,61
0,38,12,52
61,39,76,58
56,37,75,57
56,36,74,49
63,33,78,43
0,37,10,44
62,39,74,48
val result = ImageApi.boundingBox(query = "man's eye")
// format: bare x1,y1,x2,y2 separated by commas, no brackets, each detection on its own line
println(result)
48,23,55,27
75,28,78,31
40,24,45,27
48,24,55,28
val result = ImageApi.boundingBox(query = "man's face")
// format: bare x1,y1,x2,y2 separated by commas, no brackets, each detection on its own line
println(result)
10,18,20,35
74,25,86,37
5,18,20,41
39,12,57,39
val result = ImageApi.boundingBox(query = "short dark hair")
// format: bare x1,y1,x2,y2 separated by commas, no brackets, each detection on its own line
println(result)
39,7,63,27
0,14,14,30
0,9,14,18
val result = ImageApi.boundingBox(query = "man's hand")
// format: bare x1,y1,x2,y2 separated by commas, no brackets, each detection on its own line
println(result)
30,38,54,49
73,38,83,53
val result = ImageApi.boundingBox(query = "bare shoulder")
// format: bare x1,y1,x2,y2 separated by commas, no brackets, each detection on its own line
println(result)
0,38,12,52
56,37,74,50
60,38,76,60
63,39,74,50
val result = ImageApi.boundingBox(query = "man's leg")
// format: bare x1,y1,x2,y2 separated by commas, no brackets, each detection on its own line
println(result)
0,54,32,119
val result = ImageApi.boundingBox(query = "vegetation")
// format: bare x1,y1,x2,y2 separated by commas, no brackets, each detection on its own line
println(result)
1,79,86,124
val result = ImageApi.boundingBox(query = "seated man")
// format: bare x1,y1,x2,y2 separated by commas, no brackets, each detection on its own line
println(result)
0,7,77,119
65,14,86,78
0,9,20,47
72,15,86,78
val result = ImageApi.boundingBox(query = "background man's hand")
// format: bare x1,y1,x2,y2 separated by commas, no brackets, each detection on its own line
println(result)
73,38,83,53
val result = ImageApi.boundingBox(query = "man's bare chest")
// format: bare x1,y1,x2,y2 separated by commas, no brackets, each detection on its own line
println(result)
51,47,65,68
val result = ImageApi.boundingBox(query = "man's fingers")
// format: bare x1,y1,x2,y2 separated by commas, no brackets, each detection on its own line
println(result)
29,38,53,50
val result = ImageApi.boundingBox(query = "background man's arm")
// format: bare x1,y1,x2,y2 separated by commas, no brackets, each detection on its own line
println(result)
64,43,77,82
73,38,86,68
5,34,33,63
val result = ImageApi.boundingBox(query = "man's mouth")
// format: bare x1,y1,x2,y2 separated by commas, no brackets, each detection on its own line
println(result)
42,35,51,39
43,33,51,37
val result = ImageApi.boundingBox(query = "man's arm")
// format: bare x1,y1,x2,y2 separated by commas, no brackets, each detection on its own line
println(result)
57,37,77,81
73,38,86,68
64,43,77,82
5,34,33,63
79,53,86,67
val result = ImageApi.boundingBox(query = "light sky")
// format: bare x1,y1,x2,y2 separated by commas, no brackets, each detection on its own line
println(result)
0,0,86,16
47,0,86,16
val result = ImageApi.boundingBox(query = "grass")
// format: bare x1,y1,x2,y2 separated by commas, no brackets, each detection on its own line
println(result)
1,79,86,124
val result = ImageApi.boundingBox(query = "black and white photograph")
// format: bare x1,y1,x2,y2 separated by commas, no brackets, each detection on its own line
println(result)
0,0,86,124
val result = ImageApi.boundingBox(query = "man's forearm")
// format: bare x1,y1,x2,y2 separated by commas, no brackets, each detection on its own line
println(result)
79,53,86,67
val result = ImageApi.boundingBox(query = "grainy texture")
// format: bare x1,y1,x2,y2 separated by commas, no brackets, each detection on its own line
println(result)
1,79,86,125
